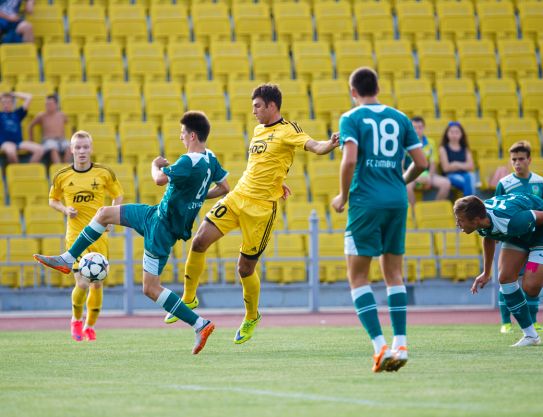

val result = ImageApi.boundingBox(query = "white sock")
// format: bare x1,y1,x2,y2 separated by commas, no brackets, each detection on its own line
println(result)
371,335,387,354
392,335,407,350
61,251,76,263
193,317,205,330
522,325,538,338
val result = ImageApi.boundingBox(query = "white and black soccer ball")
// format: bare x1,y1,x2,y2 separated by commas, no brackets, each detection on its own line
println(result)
78,252,109,282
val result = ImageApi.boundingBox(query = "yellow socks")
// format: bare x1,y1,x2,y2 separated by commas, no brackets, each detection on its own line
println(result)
241,271,260,321
85,285,103,327
71,285,87,321
182,249,206,303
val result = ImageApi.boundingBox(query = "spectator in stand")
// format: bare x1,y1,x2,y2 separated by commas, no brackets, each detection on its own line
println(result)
28,95,70,163
0,91,43,163
0,0,34,43
438,121,475,196
405,116,451,206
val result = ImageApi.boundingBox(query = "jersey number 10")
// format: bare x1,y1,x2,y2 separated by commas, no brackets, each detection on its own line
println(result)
363,118,400,157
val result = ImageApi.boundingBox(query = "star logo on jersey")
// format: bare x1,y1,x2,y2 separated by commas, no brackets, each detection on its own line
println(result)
266,133,275,142
91,179,99,190
68,182,74,186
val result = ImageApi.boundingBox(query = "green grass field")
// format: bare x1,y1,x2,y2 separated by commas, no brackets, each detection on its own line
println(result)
0,325,540,417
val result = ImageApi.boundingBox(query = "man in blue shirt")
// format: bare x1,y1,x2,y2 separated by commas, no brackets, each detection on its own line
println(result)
0,91,44,163
0,0,34,43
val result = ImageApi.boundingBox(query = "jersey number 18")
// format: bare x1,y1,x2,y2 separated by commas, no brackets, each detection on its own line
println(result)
363,118,400,157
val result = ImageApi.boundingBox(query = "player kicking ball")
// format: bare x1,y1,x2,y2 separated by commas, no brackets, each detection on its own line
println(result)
454,194,543,347
34,111,230,354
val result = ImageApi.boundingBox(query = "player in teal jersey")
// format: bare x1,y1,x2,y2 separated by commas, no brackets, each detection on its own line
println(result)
34,111,230,354
331,67,428,372
495,141,543,333
454,194,543,346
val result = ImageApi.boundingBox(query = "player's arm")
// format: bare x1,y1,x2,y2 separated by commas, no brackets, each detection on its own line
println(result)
49,198,77,218
471,237,496,294
403,147,428,184
206,179,229,199
304,132,340,155
331,140,357,213
152,156,169,186
13,92,32,111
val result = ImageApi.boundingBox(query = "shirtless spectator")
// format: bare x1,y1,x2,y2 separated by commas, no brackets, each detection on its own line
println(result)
28,95,70,163
0,0,34,43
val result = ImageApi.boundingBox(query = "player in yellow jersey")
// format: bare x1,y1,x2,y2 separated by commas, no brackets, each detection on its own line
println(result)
49,130,123,341
165,83,339,343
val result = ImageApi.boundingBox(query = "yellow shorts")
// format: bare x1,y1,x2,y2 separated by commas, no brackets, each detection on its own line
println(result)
66,233,109,272
206,190,278,259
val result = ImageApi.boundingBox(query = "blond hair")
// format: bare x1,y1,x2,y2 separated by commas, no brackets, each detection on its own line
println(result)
70,130,93,143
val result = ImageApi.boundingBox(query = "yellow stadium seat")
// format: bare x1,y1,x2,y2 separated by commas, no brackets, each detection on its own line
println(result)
376,78,395,107
0,238,41,287
150,3,189,48
251,40,291,82
414,200,455,229
435,231,480,281
478,157,507,190
109,4,148,48
499,117,540,156
477,78,518,120
292,41,333,87
353,1,394,44
311,79,352,126
228,79,262,127
273,79,309,122
520,78,543,122
436,0,477,44
192,3,231,47
102,81,142,125
168,42,207,85
207,120,246,163
334,39,375,82
15,80,55,121
48,162,70,180
107,163,136,203
84,42,124,87
41,236,68,287
118,121,159,167
209,41,250,87
457,117,499,163
394,78,435,119
232,2,272,45
286,201,327,231
477,1,516,44
498,39,539,82
273,2,313,46
457,39,497,81
423,118,448,144
162,121,184,162
80,121,118,165
396,1,436,46
105,235,124,287
59,79,100,128
68,4,107,48
126,42,167,84
404,232,437,281
265,233,307,283
375,39,415,82
215,233,243,283
436,78,477,120
0,44,39,86
24,205,65,235
6,163,49,210
518,1,543,45
144,81,183,127
295,119,329,143
309,161,341,204
184,80,227,121
314,1,354,45
42,43,82,88
27,3,64,47
417,39,457,84
0,206,21,234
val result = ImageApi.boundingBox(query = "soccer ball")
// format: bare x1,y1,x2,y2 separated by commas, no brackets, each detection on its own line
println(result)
78,252,109,282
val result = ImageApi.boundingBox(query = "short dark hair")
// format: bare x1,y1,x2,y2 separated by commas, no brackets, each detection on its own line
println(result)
252,83,282,110
453,196,487,220
509,140,531,158
411,116,425,125
349,67,379,97
180,111,211,143
46,94,58,103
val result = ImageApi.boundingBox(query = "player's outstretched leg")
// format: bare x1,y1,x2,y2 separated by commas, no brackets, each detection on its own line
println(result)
498,291,513,334
34,254,73,274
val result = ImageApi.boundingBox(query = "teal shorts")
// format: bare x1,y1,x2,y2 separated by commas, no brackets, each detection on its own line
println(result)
345,205,407,257
120,204,175,276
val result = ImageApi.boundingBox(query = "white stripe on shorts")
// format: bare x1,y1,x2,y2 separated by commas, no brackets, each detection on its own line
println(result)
143,252,160,275
344,234,358,256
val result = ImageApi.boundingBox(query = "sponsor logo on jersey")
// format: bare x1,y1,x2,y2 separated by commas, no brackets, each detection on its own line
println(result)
73,191,95,203
249,140,267,154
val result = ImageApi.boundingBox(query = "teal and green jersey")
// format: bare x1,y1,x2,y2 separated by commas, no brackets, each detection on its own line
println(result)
495,172,543,198
159,149,227,241
477,193,543,248
339,104,421,208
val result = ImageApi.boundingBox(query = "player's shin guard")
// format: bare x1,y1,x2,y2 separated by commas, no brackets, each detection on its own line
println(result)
68,220,106,259
71,285,87,320
498,291,512,324
352,286,385,352
182,249,206,304
501,282,533,331
387,285,407,349
156,288,199,326
86,285,103,327
241,271,260,321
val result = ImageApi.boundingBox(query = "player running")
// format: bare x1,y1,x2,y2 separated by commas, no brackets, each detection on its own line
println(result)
331,67,428,373
165,83,339,344
34,111,229,354
454,193,543,347
49,130,123,342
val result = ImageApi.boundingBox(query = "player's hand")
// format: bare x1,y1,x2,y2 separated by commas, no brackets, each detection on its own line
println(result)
331,194,347,213
153,156,169,168
471,272,491,294
65,206,78,218
105,224,113,233
330,132,340,148
281,183,292,200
